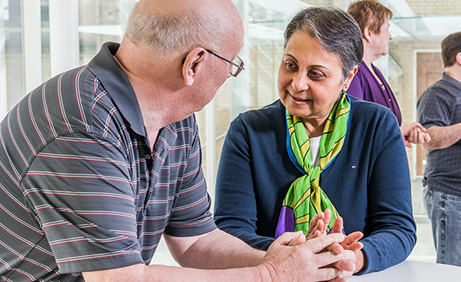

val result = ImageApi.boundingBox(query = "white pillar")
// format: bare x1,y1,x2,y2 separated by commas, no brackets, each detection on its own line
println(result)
0,0,7,120
205,99,216,203
22,0,42,94
231,0,250,120
49,0,79,76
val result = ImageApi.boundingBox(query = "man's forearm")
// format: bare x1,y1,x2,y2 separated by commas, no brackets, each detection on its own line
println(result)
83,262,270,282
423,123,461,150
166,229,266,269
82,231,270,282
83,232,356,282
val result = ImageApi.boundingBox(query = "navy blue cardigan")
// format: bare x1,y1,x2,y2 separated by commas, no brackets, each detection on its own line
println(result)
214,96,416,274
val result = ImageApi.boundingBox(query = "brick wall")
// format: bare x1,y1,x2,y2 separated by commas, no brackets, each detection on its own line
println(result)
406,0,461,16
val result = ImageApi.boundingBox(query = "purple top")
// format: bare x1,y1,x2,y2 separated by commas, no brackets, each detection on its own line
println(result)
347,61,402,125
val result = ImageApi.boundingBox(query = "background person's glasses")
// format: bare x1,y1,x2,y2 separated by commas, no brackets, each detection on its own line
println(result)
205,49,245,77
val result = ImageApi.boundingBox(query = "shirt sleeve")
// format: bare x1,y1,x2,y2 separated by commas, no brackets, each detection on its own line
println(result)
22,133,145,274
164,118,216,237
417,84,455,128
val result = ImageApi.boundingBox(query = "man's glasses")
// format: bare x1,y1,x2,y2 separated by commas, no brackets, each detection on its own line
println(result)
205,49,245,77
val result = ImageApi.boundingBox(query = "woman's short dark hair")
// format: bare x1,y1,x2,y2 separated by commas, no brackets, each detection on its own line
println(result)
441,32,461,68
284,7,363,81
347,0,393,37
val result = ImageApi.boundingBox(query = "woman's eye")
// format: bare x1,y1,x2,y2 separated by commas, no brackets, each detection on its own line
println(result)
285,61,297,70
308,70,324,79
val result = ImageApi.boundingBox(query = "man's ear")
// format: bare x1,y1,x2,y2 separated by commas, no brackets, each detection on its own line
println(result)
456,52,461,66
342,65,358,92
182,48,207,86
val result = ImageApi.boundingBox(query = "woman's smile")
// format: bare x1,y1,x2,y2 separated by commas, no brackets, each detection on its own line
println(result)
289,93,311,104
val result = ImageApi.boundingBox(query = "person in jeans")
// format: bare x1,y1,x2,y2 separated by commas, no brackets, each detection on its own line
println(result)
418,31,461,267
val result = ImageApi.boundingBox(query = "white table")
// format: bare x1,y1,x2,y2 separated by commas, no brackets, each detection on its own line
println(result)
348,260,461,281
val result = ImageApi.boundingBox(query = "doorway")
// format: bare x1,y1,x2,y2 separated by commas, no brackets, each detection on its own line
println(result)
415,51,444,177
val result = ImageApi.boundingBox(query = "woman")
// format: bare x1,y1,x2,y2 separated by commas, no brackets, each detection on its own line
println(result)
347,0,430,147
214,6,416,275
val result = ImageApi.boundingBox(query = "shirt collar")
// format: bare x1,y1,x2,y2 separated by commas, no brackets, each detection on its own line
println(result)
87,42,146,137
441,72,461,91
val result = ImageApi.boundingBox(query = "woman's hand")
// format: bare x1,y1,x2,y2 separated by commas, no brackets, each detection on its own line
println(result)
304,209,332,240
290,208,365,274
268,231,356,282
330,216,364,274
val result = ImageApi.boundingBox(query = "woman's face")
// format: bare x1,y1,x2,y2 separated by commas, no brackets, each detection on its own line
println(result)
369,17,392,57
278,31,355,126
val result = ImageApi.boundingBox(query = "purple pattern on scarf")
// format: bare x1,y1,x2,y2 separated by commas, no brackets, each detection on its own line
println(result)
275,206,294,238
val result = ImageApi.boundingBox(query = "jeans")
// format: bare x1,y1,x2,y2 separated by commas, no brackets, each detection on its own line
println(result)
424,187,461,266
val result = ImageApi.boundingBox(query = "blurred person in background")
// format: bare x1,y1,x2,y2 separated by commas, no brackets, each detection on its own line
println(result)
347,0,430,148
417,31,461,267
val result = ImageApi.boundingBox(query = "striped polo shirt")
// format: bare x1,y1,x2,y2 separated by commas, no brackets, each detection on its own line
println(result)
0,42,216,282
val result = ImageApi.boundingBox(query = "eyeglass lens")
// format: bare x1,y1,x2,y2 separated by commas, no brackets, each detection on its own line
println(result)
232,56,244,77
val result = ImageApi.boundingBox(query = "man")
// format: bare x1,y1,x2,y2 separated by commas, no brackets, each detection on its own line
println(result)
417,31,461,267
0,0,357,281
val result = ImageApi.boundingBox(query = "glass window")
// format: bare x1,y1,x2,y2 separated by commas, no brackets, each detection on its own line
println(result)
1,0,459,213
3,0,455,266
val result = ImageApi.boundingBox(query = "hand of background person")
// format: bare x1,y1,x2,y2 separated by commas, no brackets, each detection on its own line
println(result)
400,122,431,148
260,231,356,282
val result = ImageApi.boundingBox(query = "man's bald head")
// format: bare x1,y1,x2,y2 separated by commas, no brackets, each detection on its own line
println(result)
124,0,243,57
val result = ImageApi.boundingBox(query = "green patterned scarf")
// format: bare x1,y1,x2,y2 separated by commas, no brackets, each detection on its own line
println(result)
275,92,350,238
